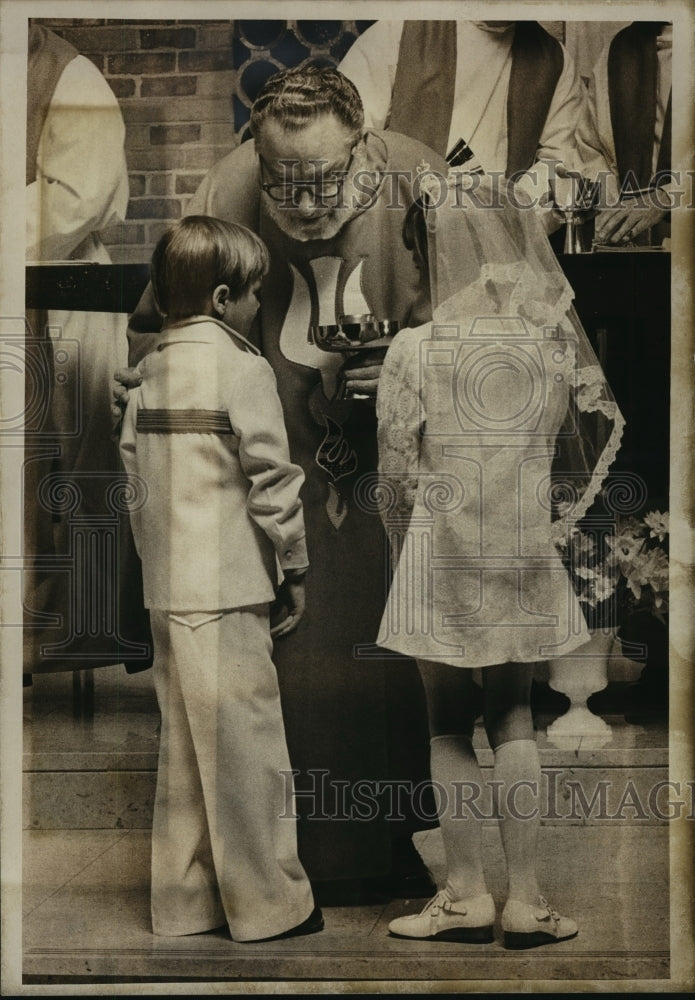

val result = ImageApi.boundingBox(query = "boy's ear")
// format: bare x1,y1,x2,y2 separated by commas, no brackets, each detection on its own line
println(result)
211,284,230,316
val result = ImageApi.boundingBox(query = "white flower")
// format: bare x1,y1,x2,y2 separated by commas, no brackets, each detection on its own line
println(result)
644,510,669,541
592,573,617,603
607,530,644,564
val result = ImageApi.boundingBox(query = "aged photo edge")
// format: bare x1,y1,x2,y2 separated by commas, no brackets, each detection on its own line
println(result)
1,0,694,994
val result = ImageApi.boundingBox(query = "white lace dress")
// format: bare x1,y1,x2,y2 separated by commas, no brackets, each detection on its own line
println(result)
375,270,623,670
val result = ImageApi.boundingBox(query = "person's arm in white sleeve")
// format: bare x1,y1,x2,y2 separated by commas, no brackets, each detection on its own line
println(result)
535,44,587,176
574,49,619,191
26,55,129,261
231,356,309,636
515,45,591,231
231,357,309,576
117,386,143,557
375,335,422,535
337,21,403,131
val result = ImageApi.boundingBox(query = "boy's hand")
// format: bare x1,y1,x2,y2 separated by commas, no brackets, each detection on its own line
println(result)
270,577,306,638
111,366,142,436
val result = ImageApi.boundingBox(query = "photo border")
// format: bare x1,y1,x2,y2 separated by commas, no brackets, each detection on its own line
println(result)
2,0,693,993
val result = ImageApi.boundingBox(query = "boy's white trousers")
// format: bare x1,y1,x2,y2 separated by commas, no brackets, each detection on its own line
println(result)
149,606,314,941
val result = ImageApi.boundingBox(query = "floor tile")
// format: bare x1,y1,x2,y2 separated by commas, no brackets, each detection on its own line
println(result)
22,823,669,982
20,668,674,984
21,829,129,916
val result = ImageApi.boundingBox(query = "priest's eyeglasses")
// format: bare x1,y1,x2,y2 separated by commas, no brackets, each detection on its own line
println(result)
259,150,355,207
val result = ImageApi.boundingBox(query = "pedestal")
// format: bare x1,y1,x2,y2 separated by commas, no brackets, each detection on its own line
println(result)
547,630,617,748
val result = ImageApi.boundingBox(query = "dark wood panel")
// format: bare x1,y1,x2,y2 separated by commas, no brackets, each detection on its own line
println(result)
25,263,150,314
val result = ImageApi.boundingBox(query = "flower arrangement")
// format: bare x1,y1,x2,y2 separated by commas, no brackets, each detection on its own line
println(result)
552,508,669,627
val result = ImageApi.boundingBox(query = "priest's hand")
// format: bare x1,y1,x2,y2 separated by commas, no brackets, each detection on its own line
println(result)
343,361,383,397
594,196,668,245
111,366,142,436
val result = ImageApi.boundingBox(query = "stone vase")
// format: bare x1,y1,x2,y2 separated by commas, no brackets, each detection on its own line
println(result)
546,630,617,746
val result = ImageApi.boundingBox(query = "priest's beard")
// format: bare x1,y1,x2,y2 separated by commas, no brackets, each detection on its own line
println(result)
262,141,373,243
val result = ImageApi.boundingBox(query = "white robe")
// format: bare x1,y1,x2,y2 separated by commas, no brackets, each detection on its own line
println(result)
26,54,129,263
339,20,586,195
25,52,133,671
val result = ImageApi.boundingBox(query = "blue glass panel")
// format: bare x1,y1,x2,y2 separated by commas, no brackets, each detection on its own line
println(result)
239,20,287,48
296,21,343,46
270,33,311,68
331,32,357,62
240,59,282,103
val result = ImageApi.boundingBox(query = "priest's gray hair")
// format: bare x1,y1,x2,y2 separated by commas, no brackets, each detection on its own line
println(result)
250,63,364,140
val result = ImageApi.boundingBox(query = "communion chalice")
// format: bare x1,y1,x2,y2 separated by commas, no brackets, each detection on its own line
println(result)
551,174,600,254
310,313,399,401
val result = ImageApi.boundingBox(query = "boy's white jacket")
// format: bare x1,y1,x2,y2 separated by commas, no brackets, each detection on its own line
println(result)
119,317,308,612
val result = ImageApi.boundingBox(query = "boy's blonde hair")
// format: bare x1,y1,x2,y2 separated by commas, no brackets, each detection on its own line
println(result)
150,216,269,320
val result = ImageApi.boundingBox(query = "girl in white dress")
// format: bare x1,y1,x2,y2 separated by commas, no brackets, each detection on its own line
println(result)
375,172,623,948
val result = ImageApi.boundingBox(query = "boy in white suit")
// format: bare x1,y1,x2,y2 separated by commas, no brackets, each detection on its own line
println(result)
119,216,321,943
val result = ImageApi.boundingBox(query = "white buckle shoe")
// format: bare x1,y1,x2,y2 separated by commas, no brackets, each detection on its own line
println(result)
502,896,578,949
388,890,495,943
